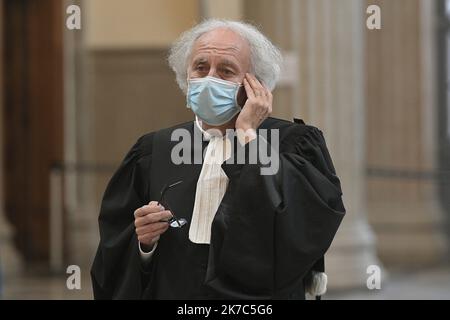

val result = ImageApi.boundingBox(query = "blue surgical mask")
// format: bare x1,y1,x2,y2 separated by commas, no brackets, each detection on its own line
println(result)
187,76,242,126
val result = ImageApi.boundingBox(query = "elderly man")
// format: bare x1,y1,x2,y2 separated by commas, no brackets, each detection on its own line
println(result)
91,19,345,300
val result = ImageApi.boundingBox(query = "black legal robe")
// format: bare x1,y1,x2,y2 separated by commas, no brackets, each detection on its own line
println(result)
90,117,345,299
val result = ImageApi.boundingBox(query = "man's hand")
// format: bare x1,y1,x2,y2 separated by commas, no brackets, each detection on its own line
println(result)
134,201,172,252
235,73,273,143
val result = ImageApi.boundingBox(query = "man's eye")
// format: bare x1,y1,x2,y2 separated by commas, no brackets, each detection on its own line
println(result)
196,65,207,71
223,69,235,75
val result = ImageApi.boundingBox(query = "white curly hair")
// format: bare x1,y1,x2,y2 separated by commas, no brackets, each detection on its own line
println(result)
168,19,283,94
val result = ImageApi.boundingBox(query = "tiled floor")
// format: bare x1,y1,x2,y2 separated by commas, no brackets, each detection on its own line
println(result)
2,265,450,300
2,274,93,300
325,265,450,300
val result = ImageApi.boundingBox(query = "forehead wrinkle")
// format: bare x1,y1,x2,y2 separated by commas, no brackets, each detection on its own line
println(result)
193,46,242,59
190,30,251,71
191,49,242,66
192,56,237,66
191,50,241,66
196,42,241,52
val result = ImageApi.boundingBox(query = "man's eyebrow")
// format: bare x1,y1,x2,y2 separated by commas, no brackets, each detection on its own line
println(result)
191,56,241,70
192,57,208,65
219,59,240,70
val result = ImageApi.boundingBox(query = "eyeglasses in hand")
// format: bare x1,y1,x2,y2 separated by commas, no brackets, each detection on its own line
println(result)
157,180,187,228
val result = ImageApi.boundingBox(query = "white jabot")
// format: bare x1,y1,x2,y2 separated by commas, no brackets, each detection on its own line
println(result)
189,118,231,244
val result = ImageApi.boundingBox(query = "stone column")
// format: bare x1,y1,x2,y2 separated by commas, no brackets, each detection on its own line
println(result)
365,0,447,268
63,0,93,272
0,0,24,282
298,0,383,290
244,0,383,290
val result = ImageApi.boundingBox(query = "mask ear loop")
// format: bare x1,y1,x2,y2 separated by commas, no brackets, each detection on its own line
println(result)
186,73,207,109
186,74,191,109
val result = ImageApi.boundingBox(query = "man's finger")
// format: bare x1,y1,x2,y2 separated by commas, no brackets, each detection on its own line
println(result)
136,221,169,235
135,210,172,227
145,210,173,224
134,203,165,218
263,86,271,98
246,74,267,100
246,73,264,91
138,225,169,243
243,78,255,99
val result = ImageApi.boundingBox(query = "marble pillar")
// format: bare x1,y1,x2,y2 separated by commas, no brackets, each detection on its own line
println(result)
365,0,448,268
243,0,384,290
0,0,24,281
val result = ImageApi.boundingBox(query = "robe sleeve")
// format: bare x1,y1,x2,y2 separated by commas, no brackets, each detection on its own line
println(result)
90,133,154,299
206,124,345,299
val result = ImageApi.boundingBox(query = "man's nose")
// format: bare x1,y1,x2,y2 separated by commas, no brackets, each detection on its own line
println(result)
207,68,219,79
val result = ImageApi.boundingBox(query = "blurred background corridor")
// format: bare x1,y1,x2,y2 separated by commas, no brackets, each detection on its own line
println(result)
0,0,449,299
